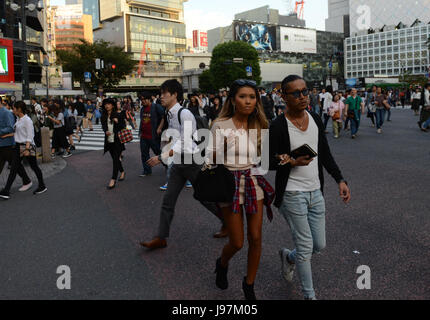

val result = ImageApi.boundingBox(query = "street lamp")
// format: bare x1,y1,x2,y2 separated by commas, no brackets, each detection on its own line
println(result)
9,0,44,102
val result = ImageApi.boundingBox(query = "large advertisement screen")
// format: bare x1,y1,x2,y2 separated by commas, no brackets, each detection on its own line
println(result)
280,27,316,54
0,48,8,75
234,23,277,51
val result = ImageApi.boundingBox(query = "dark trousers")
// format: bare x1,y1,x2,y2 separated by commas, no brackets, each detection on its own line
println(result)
323,113,330,130
108,143,124,180
157,163,224,239
2,145,43,193
140,138,161,175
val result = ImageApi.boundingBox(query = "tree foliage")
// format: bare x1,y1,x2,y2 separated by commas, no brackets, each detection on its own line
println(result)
201,41,261,91
56,40,135,92
198,69,215,93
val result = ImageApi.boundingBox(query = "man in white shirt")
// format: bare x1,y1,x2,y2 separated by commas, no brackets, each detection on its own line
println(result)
269,75,351,300
140,80,225,250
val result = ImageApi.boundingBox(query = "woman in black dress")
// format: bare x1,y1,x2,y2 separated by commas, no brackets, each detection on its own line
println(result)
101,98,126,189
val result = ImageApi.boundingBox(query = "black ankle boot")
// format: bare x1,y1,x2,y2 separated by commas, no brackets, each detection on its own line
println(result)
214,258,228,290
242,276,257,300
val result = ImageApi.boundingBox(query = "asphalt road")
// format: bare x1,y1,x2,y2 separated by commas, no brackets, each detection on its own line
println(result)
0,108,429,300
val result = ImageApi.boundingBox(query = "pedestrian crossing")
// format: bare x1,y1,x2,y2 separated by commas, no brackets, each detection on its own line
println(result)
73,122,140,151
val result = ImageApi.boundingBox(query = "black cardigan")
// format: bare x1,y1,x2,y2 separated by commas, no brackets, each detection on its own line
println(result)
101,111,126,154
269,111,345,208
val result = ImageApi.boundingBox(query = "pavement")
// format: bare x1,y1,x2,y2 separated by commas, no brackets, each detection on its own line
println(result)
0,156,67,190
0,107,429,300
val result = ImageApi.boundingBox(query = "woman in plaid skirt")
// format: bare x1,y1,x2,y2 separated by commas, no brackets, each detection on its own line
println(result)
101,98,126,190
209,79,274,300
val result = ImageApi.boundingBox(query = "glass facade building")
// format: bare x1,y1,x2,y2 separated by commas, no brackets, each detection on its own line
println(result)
345,24,430,79
83,0,100,30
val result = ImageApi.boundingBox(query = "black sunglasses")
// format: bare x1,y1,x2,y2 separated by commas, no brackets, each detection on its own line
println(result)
284,89,310,99
233,79,257,87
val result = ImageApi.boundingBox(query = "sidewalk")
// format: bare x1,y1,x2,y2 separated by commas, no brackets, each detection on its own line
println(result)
0,156,67,190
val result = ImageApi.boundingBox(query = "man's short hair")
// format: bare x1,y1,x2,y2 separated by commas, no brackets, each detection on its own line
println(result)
160,79,183,103
140,91,153,101
281,75,304,93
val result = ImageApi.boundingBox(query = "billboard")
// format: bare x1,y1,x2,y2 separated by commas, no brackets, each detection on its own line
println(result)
200,32,208,48
193,30,208,49
280,27,316,54
234,23,276,51
0,48,8,75
0,38,14,83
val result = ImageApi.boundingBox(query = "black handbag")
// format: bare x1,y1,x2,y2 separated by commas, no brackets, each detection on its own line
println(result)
193,164,236,203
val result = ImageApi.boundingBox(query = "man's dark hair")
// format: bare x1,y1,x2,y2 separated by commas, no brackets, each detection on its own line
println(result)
281,75,304,93
14,101,27,114
41,98,48,104
0,96,2,103
140,91,153,101
160,79,183,103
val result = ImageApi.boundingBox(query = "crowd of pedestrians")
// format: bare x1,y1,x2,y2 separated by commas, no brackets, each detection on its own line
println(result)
2,75,429,301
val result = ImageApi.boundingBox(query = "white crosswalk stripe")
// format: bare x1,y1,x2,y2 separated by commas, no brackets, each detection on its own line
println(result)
73,122,140,151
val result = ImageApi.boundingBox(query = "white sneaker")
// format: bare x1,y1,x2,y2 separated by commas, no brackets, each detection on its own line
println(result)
19,182,33,192
279,248,295,282
377,128,382,134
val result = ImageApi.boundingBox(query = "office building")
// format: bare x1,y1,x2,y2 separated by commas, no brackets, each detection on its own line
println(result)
94,0,188,90
325,0,350,36
53,4,93,51
0,0,45,94
83,0,101,30
345,20,430,79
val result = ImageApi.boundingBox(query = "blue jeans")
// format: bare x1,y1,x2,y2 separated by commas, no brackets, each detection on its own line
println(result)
350,111,361,136
140,138,161,175
386,108,391,121
375,108,386,129
279,189,326,299
422,117,430,129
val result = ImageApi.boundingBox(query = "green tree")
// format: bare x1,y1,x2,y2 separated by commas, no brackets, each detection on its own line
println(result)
56,40,135,93
198,69,215,93
206,41,261,90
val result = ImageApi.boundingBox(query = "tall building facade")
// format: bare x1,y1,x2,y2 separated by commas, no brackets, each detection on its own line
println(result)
349,0,430,36
94,0,188,90
325,0,350,36
53,4,93,51
345,22,430,79
83,0,100,30
0,0,45,92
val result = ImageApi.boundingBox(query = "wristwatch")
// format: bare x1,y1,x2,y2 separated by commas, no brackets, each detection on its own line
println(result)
158,154,163,162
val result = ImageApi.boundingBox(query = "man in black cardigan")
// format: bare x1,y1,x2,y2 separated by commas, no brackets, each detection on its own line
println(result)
269,75,351,300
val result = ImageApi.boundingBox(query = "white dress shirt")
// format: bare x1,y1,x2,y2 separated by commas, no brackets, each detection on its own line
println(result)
14,115,34,144
167,103,198,155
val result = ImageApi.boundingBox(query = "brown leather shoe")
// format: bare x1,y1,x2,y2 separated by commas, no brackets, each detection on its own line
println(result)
213,226,228,238
140,237,167,250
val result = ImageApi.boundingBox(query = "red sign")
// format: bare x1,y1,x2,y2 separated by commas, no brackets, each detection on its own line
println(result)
193,30,199,48
200,32,208,48
0,38,15,83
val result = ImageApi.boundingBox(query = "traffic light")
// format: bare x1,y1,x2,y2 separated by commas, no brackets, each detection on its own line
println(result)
112,64,116,70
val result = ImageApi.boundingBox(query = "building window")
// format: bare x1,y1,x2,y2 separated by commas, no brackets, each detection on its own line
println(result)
393,38,399,45
151,11,162,17
362,43,367,49
387,39,392,46
352,45,356,50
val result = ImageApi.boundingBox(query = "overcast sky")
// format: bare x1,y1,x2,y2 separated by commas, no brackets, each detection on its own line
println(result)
50,0,329,38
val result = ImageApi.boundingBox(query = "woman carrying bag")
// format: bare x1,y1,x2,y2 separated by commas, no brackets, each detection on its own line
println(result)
101,98,126,190
1,101,47,196
328,94,345,139
205,79,274,300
